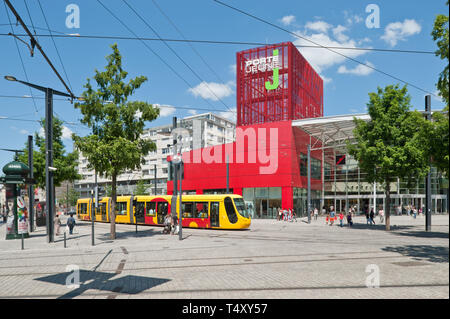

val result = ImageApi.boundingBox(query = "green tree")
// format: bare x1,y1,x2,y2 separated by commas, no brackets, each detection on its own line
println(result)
134,179,149,196
431,1,449,106
73,44,159,239
18,117,80,189
348,84,429,230
428,1,449,178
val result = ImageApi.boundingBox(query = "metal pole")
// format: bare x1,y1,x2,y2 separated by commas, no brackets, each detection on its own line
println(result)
91,189,95,246
154,164,157,195
307,144,311,224
171,117,178,221
45,88,54,243
425,95,432,231
226,154,229,193
28,135,34,233
178,161,183,240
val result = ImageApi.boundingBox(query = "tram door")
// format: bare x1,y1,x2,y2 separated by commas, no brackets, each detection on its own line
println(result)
156,200,169,224
135,201,146,224
210,202,220,227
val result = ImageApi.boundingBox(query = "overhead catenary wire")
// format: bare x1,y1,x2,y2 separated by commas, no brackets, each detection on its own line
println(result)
96,0,232,116
3,1,39,113
37,0,74,93
212,0,440,98
121,0,235,114
0,31,437,55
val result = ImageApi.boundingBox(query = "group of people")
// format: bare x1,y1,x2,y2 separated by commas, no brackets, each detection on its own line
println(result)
276,208,297,222
163,214,179,235
53,213,76,236
324,206,354,227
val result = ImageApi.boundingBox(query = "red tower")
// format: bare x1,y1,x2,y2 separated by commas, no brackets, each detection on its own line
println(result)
236,42,323,126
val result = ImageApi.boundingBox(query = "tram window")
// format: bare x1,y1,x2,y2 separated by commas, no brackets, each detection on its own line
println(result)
194,202,208,218
99,203,106,215
224,197,238,224
78,203,87,215
182,202,194,218
157,202,168,215
233,198,250,218
146,202,156,217
136,202,146,217
115,202,128,215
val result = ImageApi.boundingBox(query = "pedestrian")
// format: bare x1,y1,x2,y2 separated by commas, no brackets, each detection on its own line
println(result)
314,208,318,221
67,213,76,235
339,212,344,227
379,208,384,223
54,214,61,236
346,210,353,227
413,206,417,219
325,213,329,225
369,208,375,225
329,207,336,226
292,209,297,222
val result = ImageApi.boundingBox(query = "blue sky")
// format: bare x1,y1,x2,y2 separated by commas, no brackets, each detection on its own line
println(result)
0,0,447,169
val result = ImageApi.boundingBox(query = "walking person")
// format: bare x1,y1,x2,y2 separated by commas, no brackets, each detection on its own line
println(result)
292,209,297,222
339,212,344,227
346,210,353,227
379,207,384,223
329,207,336,226
54,214,61,236
67,213,76,235
413,206,417,219
314,208,318,221
369,208,376,225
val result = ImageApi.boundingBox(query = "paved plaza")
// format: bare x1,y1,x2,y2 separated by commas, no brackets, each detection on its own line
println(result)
0,214,448,299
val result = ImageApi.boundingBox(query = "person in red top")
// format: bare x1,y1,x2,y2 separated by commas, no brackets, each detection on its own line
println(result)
339,212,344,227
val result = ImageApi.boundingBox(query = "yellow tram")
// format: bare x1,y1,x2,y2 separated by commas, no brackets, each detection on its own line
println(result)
76,194,251,230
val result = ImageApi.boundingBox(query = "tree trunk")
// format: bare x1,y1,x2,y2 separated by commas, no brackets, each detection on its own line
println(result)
385,179,391,231
110,173,117,240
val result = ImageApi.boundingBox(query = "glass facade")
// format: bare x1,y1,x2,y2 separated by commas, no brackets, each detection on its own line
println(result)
243,187,281,219
323,154,448,215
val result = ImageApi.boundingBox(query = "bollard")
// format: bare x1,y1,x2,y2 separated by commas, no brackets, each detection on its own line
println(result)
64,232,66,248
21,233,24,250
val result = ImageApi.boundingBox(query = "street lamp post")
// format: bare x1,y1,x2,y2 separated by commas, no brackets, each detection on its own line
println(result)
5,76,75,243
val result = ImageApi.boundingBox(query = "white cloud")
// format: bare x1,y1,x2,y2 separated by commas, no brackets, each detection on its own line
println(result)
337,62,375,76
39,127,45,138
62,126,73,140
292,26,370,74
381,19,421,47
321,75,333,84
187,109,197,115
154,103,176,117
188,81,233,101
219,107,236,122
229,64,236,75
19,129,29,135
280,15,296,26
305,20,332,33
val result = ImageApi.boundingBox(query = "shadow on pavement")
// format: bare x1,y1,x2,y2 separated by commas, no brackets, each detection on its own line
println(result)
35,269,171,299
98,228,161,240
391,230,449,239
382,245,449,263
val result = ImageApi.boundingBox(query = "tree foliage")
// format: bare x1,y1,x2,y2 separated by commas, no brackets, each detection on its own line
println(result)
18,117,80,189
73,43,159,239
134,179,149,196
431,1,449,106
348,84,429,230
428,1,450,177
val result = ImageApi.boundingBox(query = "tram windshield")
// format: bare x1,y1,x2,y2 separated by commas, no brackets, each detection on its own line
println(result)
233,198,250,218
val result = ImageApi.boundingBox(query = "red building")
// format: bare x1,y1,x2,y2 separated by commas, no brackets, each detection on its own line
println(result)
168,42,324,218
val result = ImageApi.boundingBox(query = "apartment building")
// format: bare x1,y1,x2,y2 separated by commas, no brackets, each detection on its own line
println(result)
74,113,235,198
